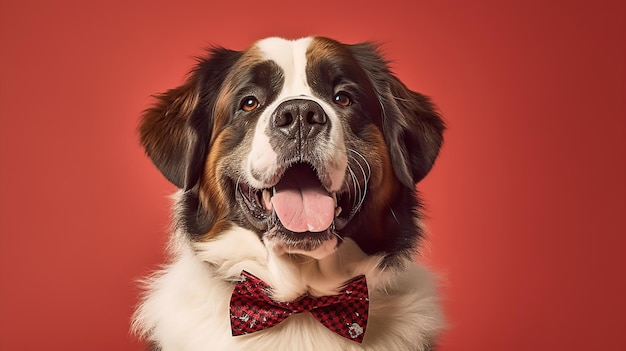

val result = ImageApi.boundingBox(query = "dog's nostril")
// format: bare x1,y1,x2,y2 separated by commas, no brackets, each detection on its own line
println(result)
306,110,326,125
275,112,293,128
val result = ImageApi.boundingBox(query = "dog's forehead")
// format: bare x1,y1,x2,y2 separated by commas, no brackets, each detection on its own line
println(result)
253,37,313,96
254,37,313,70
250,37,349,100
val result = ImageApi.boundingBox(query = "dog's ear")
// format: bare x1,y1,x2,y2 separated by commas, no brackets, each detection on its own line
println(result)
381,77,445,186
350,43,445,187
139,48,241,190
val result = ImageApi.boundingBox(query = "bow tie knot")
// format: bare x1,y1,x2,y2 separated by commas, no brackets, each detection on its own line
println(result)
229,271,369,343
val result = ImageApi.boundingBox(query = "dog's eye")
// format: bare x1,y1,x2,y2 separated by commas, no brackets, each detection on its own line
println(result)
333,92,352,107
241,96,260,112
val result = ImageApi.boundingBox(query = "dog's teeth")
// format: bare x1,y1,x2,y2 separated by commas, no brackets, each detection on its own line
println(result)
335,206,342,216
262,189,272,210
272,186,276,196
332,192,337,205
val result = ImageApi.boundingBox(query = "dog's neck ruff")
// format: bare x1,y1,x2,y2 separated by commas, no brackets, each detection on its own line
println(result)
229,271,369,343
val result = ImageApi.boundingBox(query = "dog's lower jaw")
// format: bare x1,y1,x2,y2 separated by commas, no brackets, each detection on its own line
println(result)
265,234,338,259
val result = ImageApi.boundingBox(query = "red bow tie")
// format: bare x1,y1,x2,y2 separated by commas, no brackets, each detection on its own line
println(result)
229,271,369,343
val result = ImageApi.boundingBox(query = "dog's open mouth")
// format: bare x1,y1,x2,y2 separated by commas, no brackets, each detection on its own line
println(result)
237,163,354,251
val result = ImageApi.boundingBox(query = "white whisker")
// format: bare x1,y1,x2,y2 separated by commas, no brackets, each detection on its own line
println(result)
347,149,371,217
235,175,242,196
350,149,372,180
390,207,399,225
332,230,345,242
347,163,359,208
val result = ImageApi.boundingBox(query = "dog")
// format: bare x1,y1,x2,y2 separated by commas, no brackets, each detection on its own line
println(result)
133,36,445,351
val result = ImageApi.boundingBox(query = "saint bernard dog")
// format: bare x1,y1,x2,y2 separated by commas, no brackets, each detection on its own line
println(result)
133,36,446,351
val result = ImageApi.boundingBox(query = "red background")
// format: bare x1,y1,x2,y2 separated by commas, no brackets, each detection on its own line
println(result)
1,0,624,350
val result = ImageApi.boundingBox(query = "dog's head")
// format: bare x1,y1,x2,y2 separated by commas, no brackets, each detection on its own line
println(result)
140,37,444,263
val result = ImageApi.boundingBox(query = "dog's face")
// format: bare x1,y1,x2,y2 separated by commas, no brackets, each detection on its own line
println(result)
140,37,444,262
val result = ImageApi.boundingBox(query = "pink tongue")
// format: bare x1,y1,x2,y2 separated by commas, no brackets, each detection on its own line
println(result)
271,166,335,233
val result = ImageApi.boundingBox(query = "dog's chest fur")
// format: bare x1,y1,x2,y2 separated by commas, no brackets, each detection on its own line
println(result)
134,223,443,351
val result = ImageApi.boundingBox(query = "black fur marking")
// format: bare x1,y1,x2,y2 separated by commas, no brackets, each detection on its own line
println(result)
348,42,445,187
175,189,215,238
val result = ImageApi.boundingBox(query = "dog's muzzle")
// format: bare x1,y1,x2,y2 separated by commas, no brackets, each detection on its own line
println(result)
266,99,335,233
237,97,356,254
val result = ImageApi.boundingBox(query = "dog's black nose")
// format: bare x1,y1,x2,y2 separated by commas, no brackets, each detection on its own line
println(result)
271,99,328,139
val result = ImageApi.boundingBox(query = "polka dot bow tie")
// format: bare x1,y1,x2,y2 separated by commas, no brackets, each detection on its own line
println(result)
229,271,369,343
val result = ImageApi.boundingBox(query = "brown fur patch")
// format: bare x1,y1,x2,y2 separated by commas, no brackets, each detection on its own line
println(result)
197,128,235,241
139,76,201,188
359,125,400,240
307,37,351,62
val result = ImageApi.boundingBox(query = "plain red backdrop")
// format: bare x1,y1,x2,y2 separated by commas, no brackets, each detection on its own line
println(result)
1,0,624,350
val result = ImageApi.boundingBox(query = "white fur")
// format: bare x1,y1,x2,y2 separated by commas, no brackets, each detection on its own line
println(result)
133,192,444,350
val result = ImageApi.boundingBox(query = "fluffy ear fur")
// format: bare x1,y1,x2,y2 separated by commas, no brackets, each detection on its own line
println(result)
350,43,445,187
139,76,202,189
139,48,242,190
